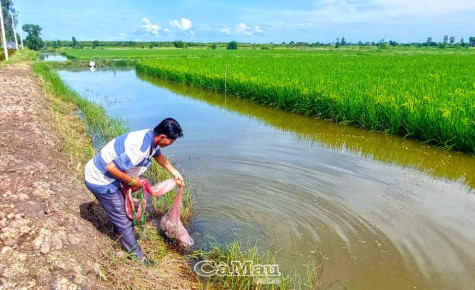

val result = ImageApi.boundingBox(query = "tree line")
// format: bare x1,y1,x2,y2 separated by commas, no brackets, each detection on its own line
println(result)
286,36,475,48
39,37,475,51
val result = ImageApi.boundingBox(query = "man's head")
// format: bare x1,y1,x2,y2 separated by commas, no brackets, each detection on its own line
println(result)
153,118,183,147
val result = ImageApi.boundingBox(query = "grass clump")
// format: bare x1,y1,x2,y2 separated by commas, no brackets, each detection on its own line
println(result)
189,241,323,289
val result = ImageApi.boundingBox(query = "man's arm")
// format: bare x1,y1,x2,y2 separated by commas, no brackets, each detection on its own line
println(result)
154,154,184,187
105,161,142,191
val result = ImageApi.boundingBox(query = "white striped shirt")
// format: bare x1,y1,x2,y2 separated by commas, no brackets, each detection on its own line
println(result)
84,129,161,194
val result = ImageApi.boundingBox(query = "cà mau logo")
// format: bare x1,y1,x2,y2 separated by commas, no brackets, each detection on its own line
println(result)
194,260,281,277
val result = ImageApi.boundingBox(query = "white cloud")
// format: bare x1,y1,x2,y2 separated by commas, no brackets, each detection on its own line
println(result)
170,18,192,30
235,23,264,36
220,28,230,35
141,18,161,35
235,23,252,35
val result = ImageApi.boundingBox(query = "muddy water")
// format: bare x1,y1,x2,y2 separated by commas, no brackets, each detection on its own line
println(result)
58,68,475,289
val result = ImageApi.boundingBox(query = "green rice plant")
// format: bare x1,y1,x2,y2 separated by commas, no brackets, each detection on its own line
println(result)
134,49,475,153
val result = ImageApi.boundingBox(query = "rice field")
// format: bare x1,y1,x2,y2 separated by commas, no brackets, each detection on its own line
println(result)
65,47,475,152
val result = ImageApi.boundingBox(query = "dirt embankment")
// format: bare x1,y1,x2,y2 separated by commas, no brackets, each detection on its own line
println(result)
0,62,199,289
0,62,109,288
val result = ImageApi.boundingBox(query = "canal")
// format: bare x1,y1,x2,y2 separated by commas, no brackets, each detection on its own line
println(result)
58,67,475,289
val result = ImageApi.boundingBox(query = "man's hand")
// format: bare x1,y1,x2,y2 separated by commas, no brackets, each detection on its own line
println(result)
154,154,184,187
174,172,184,187
131,178,142,192
106,161,143,191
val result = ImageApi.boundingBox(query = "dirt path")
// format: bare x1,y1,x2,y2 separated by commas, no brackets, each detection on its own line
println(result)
0,62,109,288
0,62,200,289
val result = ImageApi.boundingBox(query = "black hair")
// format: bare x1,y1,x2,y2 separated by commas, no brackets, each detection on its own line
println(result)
153,118,183,140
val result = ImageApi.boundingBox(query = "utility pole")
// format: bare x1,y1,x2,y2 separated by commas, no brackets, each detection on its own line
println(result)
10,12,18,51
0,0,8,60
19,22,23,49
17,12,23,49
19,31,23,49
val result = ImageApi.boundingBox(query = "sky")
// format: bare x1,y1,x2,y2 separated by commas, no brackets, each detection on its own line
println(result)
12,0,475,43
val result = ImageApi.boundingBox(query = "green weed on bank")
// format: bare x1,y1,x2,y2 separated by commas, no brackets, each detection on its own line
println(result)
188,241,322,289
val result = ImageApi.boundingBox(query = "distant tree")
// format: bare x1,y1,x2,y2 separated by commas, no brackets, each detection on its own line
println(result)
340,37,347,46
289,41,295,46
443,35,448,44
173,40,184,48
461,38,465,46
296,41,309,47
449,36,455,46
226,40,237,50
72,36,78,48
357,41,364,46
92,40,100,48
423,37,437,47
211,43,217,49
22,24,43,50
377,38,387,49
388,40,398,46
470,37,475,47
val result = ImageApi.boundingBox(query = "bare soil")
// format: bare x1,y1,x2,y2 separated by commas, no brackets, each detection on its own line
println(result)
0,62,200,289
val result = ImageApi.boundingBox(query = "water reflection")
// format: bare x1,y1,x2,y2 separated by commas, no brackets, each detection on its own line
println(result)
38,53,68,62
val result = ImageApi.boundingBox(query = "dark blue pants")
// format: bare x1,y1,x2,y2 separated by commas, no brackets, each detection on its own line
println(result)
88,186,144,260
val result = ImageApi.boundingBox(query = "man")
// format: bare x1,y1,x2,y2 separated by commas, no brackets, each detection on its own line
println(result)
84,118,184,266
